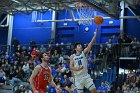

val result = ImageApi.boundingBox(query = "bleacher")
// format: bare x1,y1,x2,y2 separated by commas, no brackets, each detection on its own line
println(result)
0,43,140,93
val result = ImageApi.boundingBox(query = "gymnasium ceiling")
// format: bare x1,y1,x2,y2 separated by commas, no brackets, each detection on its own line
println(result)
0,0,140,19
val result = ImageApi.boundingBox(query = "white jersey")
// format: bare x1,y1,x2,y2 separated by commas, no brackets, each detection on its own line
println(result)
72,51,88,76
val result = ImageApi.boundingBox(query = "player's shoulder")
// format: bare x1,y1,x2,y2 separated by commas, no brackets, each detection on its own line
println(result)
34,65,41,70
48,66,52,71
70,54,75,59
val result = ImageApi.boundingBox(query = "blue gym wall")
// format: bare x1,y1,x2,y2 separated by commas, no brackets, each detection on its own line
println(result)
0,10,120,45
12,11,52,45
125,6,140,41
0,27,8,45
1,7,139,45
0,14,8,45
56,10,120,44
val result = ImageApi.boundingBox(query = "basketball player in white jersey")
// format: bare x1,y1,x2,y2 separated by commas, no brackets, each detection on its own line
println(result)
70,26,98,93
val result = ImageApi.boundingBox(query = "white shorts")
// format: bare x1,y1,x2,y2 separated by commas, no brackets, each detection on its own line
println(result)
74,74,96,93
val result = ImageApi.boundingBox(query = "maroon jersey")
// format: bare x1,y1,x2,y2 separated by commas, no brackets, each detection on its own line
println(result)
33,65,51,93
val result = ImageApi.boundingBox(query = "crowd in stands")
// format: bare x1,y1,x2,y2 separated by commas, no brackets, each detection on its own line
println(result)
0,36,140,93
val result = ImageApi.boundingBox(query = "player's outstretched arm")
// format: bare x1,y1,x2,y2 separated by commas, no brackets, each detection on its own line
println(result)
70,55,83,71
84,26,99,55
29,65,40,93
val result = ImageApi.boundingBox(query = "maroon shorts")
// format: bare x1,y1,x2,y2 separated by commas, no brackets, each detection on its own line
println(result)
32,89,46,93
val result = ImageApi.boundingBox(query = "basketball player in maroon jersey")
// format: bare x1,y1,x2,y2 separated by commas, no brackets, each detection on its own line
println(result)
29,52,62,93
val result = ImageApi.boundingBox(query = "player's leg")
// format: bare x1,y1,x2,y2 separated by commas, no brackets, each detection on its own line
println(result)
84,74,96,93
74,77,84,93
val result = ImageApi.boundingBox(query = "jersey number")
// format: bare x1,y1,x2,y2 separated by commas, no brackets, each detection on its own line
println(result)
44,74,49,80
78,60,82,65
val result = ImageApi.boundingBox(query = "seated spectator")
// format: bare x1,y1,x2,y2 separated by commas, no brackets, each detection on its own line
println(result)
131,37,139,44
127,70,135,79
12,37,20,51
31,48,38,58
51,66,57,77
22,61,30,78
64,68,72,78
29,39,36,49
9,53,16,64
122,82,128,92
60,63,67,73
136,69,140,76
136,76,140,88
4,51,10,60
57,72,63,82
14,85,26,93
123,85,131,93
97,81,108,93
0,67,6,85
59,54,64,64
39,45,46,53
63,85,70,93
16,45,22,53
22,62,29,73
61,74,71,87
47,85,56,93
10,66,24,85
3,62,11,77
115,86,123,93
131,83,138,93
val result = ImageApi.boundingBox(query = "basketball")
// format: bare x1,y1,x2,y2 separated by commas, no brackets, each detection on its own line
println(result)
94,16,104,25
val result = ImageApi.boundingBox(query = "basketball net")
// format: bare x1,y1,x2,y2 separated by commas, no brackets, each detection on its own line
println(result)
75,2,94,26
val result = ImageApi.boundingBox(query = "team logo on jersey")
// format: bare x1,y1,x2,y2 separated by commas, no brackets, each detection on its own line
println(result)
43,71,50,80
75,56,83,60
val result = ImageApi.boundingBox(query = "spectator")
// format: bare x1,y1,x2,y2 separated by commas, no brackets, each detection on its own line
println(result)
15,85,26,93
15,45,22,53
10,66,24,85
61,74,71,87
51,66,57,77
0,67,6,85
10,53,16,64
22,61,30,78
22,62,29,72
60,63,67,73
47,85,56,93
12,37,20,51
59,54,64,64
127,70,135,79
131,37,139,44
122,82,127,92
115,86,123,93
64,68,72,78
3,62,11,77
31,48,38,57
29,39,36,49
125,35,132,43
31,48,38,61
131,83,138,93
118,35,123,44
97,81,108,93
39,45,46,53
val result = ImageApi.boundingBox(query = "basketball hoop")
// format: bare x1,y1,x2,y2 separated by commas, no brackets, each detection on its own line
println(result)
75,2,94,26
